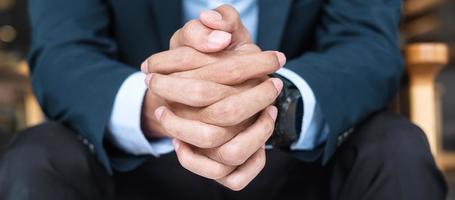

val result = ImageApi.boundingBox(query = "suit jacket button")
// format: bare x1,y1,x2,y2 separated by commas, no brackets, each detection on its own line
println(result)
88,144,95,153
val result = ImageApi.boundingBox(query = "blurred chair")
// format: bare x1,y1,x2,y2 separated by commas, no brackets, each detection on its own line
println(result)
16,61,44,127
403,42,453,170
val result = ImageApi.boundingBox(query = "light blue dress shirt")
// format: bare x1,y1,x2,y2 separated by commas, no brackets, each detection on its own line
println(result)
107,0,329,156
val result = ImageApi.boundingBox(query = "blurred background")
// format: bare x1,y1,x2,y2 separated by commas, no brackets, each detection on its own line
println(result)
0,0,454,198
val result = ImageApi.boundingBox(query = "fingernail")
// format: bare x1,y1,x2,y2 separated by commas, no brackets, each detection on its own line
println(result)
201,10,222,21
267,106,278,121
271,78,283,93
141,62,149,73
154,106,166,121
172,139,180,150
208,30,231,48
274,51,286,67
145,74,153,86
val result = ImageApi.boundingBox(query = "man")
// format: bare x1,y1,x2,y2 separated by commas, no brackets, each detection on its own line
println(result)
0,0,447,199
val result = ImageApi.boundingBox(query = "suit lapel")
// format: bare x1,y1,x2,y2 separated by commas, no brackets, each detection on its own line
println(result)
257,0,293,50
149,0,182,49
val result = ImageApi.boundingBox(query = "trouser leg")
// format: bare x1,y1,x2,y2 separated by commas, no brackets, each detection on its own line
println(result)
329,111,447,200
0,122,114,200
19,112,443,200
113,152,222,200
114,111,448,200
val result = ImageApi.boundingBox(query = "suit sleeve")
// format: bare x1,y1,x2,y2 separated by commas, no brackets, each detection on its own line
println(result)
28,0,138,173
285,0,404,163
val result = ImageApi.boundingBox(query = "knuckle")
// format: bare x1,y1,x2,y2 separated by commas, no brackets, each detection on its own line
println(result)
183,19,199,30
223,59,245,83
209,165,231,179
223,6,241,24
219,4,235,11
220,145,245,166
264,52,280,69
264,82,279,101
204,107,224,125
197,127,220,148
210,127,229,147
208,102,241,126
261,117,275,136
225,178,247,191
182,20,199,42
252,150,267,173
225,20,239,31
169,30,180,48
208,85,228,102
199,129,215,148
223,106,242,125
190,83,211,106
147,54,159,71
256,152,266,168
231,21,241,32
176,152,191,169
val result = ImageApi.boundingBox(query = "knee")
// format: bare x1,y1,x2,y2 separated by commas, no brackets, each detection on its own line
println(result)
0,122,109,199
355,112,435,167
0,125,53,197
1,123,59,174
0,122,84,183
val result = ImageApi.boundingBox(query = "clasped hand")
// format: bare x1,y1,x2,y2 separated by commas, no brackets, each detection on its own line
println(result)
140,5,286,191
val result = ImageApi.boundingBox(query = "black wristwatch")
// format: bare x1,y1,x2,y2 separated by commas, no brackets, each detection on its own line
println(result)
266,73,303,149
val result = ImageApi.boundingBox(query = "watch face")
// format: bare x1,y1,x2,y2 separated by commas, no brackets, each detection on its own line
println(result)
267,74,302,148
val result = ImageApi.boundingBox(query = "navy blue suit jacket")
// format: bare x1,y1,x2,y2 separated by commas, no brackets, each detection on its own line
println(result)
28,0,403,173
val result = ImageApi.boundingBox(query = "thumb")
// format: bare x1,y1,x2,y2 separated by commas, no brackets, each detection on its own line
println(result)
169,19,232,52
199,5,252,49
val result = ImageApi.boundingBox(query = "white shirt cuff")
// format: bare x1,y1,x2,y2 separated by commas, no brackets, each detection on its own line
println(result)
276,68,330,150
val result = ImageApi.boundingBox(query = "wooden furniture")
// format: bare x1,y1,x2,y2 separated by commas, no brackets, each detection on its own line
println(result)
16,61,44,127
0,52,30,132
404,43,453,170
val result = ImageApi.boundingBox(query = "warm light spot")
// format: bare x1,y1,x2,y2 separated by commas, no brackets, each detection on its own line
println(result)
0,25,16,43
0,0,15,11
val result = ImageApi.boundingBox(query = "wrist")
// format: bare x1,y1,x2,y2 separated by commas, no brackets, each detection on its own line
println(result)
141,90,168,138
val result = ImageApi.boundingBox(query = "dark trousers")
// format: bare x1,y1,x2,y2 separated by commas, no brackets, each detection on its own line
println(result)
0,111,447,200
